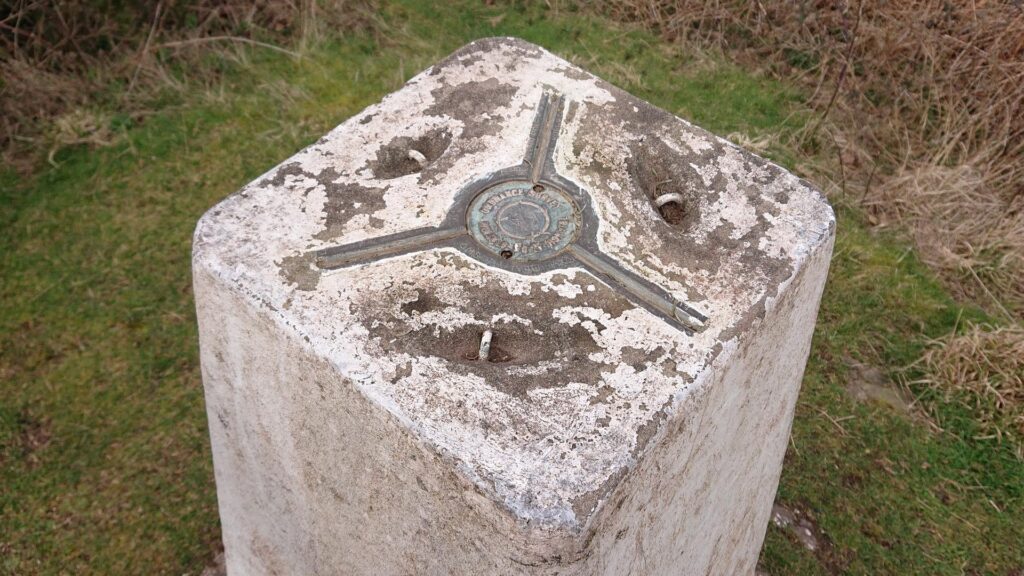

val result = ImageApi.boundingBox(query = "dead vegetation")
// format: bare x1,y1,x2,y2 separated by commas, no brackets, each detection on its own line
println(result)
571,0,1024,322
1,0,376,171
564,0,1024,456
915,323,1024,458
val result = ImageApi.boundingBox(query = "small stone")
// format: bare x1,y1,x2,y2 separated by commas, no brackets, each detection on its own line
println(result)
771,503,823,552
844,357,914,413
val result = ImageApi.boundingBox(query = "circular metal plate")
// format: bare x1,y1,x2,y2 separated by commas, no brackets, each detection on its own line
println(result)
467,180,580,261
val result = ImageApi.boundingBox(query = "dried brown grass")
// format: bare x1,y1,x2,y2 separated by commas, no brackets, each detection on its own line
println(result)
572,0,1024,320
868,164,1024,319
915,323,1024,458
1,0,376,171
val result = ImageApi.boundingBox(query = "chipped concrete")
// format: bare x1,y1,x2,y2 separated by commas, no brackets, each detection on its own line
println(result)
194,37,835,575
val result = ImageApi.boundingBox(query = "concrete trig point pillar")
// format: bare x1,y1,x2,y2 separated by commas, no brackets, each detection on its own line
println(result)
193,38,834,575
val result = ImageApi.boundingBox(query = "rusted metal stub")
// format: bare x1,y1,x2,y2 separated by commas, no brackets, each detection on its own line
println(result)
315,92,708,334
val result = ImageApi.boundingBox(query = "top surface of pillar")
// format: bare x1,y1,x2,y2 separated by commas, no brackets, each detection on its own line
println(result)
193,37,834,533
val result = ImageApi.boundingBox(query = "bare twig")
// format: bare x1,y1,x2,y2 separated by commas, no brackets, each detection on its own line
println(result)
157,35,301,59
128,1,162,95
858,161,878,208
50,0,85,57
806,0,864,139
834,134,848,196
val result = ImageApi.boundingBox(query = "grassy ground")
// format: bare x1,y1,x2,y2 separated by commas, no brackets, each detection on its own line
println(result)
1,2,1021,574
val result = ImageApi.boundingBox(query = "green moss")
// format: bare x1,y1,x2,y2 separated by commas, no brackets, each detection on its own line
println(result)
1,2,1021,574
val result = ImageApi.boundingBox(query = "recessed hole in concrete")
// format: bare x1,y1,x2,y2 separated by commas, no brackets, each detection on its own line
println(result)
408,323,599,367
499,250,514,259
629,137,701,229
388,294,606,369
370,128,452,179
368,285,630,397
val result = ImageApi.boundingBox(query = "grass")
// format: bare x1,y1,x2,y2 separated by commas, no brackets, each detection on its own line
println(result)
916,323,1024,460
1,1,1021,574
775,220,1023,574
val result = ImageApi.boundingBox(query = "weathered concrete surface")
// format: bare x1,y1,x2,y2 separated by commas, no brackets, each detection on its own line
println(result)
193,37,834,575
